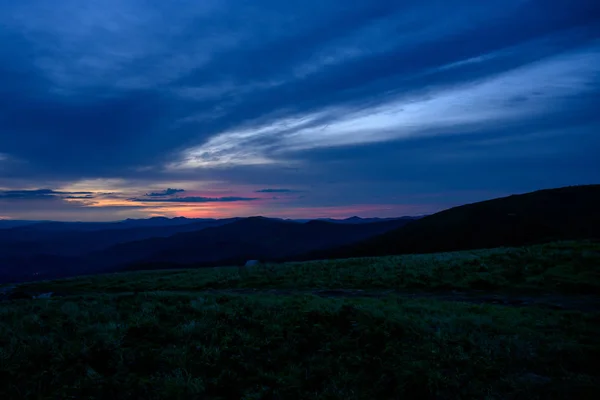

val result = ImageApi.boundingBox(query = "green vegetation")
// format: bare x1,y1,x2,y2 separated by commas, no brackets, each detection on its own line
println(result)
2,241,600,399
1,292,599,399
21,240,600,295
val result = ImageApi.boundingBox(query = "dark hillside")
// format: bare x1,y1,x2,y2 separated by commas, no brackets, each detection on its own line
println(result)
0,218,241,257
299,185,600,260
89,217,412,271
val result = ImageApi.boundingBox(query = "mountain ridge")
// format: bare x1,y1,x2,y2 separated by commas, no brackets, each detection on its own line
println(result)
295,184,600,261
0,216,414,283
2,185,599,284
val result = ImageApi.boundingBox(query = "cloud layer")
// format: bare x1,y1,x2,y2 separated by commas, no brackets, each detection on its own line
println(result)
0,189,92,200
145,188,186,197
131,196,259,203
1,0,599,220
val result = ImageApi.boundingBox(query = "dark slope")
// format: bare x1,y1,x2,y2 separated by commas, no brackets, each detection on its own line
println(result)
0,218,241,256
1,216,215,233
0,220,44,229
88,217,412,271
290,216,421,224
0,216,410,283
298,185,600,260
0,254,80,284
0,218,240,283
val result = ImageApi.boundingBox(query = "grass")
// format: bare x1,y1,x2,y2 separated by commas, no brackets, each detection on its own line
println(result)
2,292,599,399
2,240,599,399
19,240,600,295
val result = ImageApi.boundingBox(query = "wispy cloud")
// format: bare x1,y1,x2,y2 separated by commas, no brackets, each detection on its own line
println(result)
0,189,93,200
130,196,260,203
172,44,600,168
63,195,96,199
145,188,185,197
1,0,599,220
255,188,299,193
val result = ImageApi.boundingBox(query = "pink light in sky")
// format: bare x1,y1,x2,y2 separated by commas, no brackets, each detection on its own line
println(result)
152,202,444,219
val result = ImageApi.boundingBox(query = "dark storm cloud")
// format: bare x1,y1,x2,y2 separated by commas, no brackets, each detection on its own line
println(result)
130,196,259,203
63,195,95,199
255,189,299,193
0,0,599,219
145,188,185,197
0,189,93,200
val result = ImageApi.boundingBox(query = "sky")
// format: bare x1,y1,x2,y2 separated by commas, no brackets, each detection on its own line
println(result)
0,0,599,221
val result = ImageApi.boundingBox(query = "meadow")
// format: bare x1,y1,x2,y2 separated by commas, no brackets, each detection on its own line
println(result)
1,240,599,399
19,240,600,295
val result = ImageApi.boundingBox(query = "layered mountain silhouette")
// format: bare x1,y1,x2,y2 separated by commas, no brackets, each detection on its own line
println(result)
0,216,414,283
0,218,242,257
298,185,600,260
1,185,599,284
87,217,413,272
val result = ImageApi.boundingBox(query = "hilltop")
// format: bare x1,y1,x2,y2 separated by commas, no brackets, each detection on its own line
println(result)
300,185,600,260
0,216,414,284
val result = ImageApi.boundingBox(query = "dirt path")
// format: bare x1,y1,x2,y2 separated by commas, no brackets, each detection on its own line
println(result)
9,287,598,312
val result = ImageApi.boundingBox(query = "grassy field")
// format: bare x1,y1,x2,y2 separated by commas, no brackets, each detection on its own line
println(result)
20,240,600,294
2,241,600,399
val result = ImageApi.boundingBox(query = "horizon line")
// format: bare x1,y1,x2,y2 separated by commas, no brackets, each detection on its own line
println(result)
0,214,428,223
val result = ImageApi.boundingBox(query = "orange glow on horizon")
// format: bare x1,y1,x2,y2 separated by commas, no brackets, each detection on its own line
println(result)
144,203,438,219
20,183,452,220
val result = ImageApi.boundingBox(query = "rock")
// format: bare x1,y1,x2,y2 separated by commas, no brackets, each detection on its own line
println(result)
34,292,53,299
244,260,260,267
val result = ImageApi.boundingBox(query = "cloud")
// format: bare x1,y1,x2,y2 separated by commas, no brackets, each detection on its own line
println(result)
0,0,599,220
145,188,185,197
63,195,96,199
2,0,598,178
172,44,600,168
130,196,260,203
0,189,93,200
255,188,298,193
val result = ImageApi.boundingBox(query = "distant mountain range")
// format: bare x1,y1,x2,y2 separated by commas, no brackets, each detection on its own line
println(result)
0,216,237,232
0,218,243,257
0,215,411,230
299,185,600,260
90,217,414,272
2,185,600,284
0,220,44,229
286,216,418,224
0,216,417,283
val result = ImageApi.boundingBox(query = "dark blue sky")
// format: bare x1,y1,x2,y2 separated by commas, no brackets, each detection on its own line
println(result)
1,0,599,221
